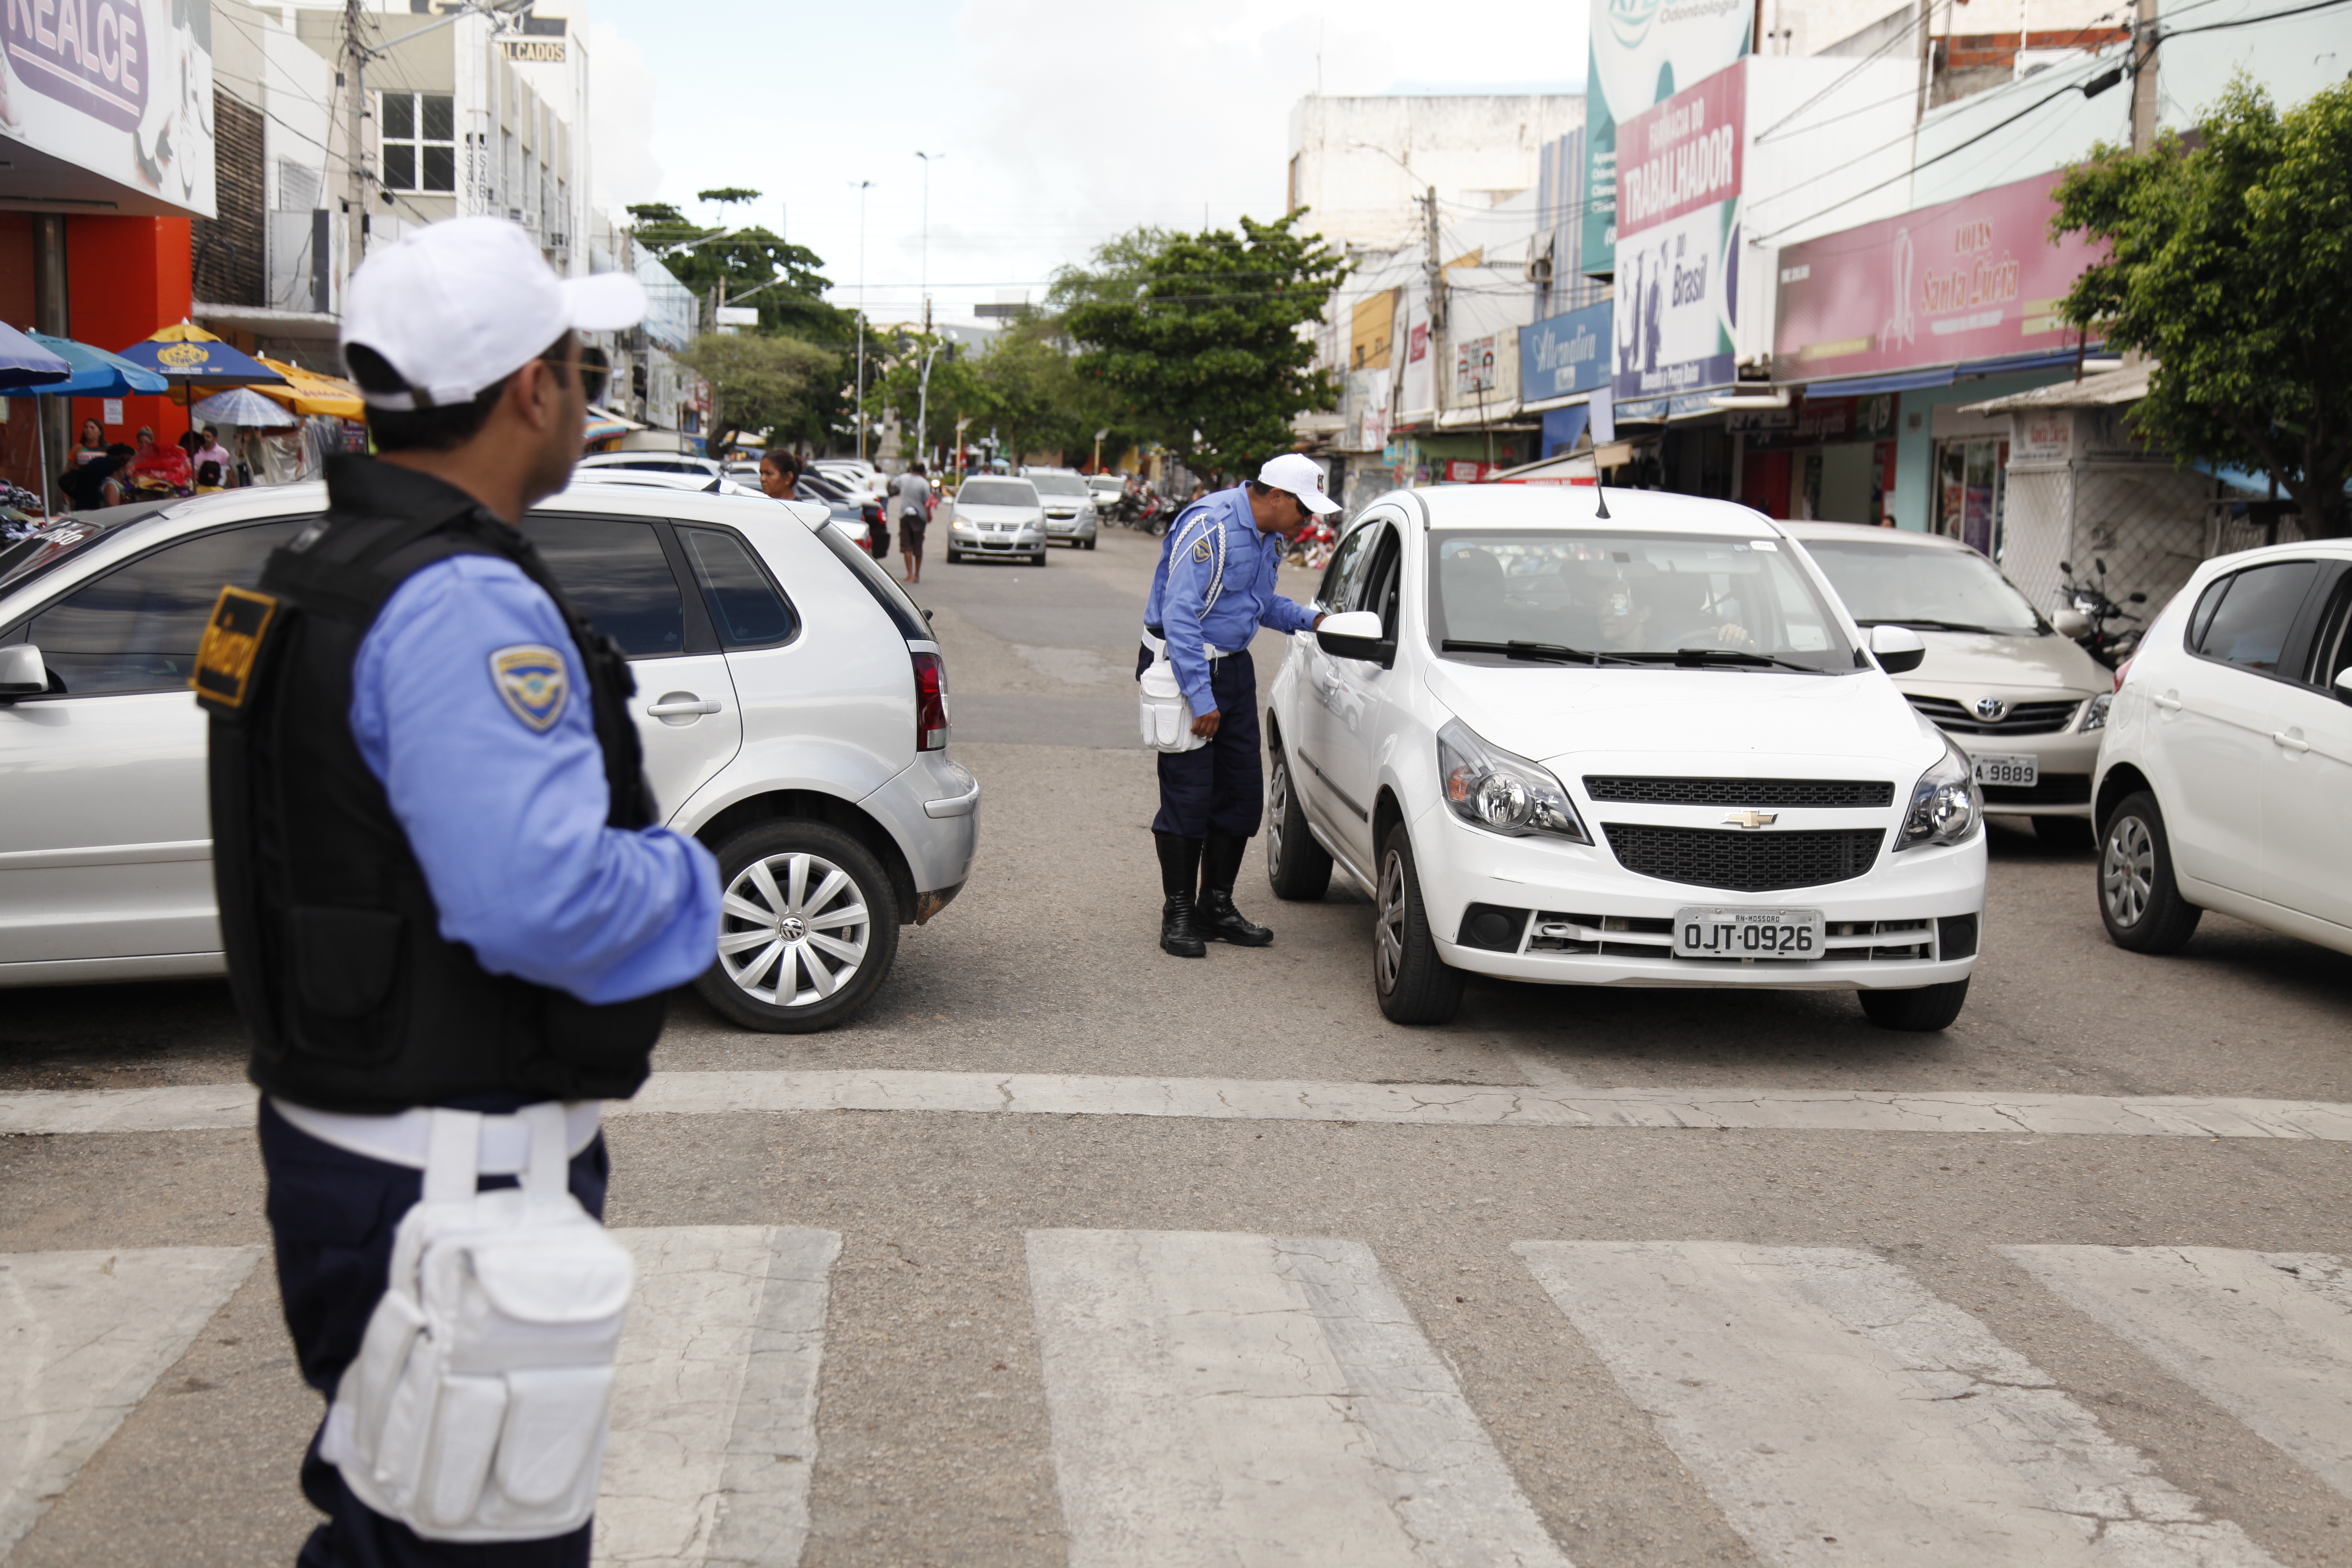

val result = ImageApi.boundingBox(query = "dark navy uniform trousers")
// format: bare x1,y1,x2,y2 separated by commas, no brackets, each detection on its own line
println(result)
1145,647,1264,839
260,1098,609,1568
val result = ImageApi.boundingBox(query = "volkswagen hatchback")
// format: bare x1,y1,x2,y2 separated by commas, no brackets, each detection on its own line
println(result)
1263,485,1987,1029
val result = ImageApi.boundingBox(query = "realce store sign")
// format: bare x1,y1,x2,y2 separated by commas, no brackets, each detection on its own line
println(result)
2,0,215,213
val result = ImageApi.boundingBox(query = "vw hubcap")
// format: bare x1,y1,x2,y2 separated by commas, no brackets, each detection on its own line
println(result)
2102,815,2155,927
718,851,870,1008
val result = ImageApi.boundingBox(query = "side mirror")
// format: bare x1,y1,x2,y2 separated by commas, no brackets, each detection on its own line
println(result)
2128,591,2147,604
2059,560,2073,576
1316,609,1395,665
0,643,48,700
1869,624,1927,675
2051,608,2091,637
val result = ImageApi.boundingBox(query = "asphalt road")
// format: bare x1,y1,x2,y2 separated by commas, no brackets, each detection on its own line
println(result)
3,518,2350,1568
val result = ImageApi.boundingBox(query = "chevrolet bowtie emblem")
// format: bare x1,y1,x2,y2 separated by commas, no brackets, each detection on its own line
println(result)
1723,810,1779,829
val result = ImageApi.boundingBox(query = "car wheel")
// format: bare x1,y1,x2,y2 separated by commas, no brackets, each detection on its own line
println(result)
2098,791,2202,953
1859,978,1970,1031
694,820,900,1032
1032,549,1049,567
945,548,961,563
2035,815,2095,852
1083,536,1097,550
1373,825,1464,1025
1265,745,1333,900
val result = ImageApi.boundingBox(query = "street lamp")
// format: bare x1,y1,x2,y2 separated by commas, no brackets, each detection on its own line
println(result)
851,178,874,463
915,151,944,333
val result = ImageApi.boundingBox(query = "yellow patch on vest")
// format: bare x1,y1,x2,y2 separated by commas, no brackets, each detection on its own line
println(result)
190,586,279,710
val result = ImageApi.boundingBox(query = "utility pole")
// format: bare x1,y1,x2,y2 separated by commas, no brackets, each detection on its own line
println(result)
914,345,940,470
1914,0,1936,123
851,179,874,462
915,152,944,332
344,0,369,272
1424,184,1445,422
2129,0,2159,151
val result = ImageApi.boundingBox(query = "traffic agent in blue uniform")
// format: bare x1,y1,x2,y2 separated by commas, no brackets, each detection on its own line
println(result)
1138,453,1338,957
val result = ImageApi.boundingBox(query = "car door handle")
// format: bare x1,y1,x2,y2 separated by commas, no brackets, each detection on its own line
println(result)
2152,693,2184,712
645,696,722,717
2272,730,2311,753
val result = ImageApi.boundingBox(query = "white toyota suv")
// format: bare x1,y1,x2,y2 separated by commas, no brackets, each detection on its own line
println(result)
0,480,980,1032
1263,484,1988,1030
2092,539,2352,957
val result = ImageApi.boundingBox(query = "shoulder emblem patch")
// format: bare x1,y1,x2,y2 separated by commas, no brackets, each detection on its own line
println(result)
490,645,569,732
1191,537,1212,563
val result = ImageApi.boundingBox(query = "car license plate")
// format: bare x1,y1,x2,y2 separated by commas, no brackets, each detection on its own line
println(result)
1673,907,1824,960
1971,752,2038,787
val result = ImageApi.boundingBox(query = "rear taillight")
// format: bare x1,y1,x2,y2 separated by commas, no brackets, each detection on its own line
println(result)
913,650,949,751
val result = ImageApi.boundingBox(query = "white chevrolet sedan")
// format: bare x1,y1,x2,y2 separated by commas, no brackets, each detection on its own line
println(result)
1264,484,1987,1030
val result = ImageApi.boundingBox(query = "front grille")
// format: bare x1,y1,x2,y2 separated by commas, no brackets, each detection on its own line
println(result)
1909,695,2082,735
1601,824,1885,891
1981,774,2092,805
1584,776,1895,808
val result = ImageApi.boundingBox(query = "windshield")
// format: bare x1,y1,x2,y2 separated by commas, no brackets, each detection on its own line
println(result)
0,505,173,598
1428,530,1855,673
957,481,1037,508
1798,536,2042,634
1028,474,1088,497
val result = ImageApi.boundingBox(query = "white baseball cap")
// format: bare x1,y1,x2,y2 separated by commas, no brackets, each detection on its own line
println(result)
1256,452,1340,514
341,217,647,410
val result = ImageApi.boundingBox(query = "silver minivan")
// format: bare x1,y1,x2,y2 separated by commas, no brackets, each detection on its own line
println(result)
0,481,980,1032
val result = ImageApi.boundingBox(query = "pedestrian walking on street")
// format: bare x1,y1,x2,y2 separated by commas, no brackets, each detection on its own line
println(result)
896,462,931,584
199,216,718,1567
1136,452,1336,957
758,448,799,500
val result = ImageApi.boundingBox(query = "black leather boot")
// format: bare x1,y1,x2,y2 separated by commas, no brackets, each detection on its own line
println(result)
1155,832,1207,958
1197,828,1274,946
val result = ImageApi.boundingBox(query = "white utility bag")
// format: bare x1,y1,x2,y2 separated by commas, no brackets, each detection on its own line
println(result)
320,1102,634,1542
1139,510,1228,754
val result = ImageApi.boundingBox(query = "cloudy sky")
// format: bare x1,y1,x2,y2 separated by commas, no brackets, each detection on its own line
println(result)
584,0,1586,329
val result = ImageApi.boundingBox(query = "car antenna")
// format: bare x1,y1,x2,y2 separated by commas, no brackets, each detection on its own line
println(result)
1592,475,1611,520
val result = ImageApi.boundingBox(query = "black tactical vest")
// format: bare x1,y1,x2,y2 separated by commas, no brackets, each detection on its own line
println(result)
203,456,666,1113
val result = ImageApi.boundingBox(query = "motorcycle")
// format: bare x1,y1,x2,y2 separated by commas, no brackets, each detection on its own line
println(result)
2055,557,2147,668
1285,518,1336,572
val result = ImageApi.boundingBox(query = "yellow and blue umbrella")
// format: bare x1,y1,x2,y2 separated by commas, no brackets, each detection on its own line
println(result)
113,322,286,387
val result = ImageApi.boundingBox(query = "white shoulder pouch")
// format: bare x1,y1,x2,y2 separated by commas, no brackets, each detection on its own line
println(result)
1139,511,1229,754
320,1103,634,1542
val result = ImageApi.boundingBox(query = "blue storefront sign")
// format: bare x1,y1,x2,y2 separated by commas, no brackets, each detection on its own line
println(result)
1519,301,1613,405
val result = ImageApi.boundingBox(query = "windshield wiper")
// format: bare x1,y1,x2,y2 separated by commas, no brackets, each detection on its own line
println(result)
1856,617,2012,635
1440,638,1638,667
1598,648,1830,674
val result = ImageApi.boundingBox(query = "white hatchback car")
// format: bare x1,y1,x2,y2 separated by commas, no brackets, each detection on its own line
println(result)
2092,539,2352,957
1263,485,1988,1030
0,480,981,1031
1783,521,2115,849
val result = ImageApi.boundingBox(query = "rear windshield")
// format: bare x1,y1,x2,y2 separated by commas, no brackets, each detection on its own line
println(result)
812,520,929,640
1028,474,1088,497
957,481,1037,507
0,503,175,597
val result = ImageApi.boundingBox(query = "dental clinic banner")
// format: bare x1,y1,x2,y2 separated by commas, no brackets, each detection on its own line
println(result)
1580,0,1752,277
0,0,217,215
1519,299,1612,403
1610,58,1743,407
1771,170,2106,380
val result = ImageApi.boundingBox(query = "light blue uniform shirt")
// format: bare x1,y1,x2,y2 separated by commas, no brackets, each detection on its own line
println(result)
1142,485,1318,713
350,554,721,1006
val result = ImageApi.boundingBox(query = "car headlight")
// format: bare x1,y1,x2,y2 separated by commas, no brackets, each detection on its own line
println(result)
1436,719,1590,843
1896,738,1980,851
2079,692,2112,732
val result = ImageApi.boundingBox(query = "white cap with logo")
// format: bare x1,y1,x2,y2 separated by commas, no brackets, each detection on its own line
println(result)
1256,452,1340,515
340,217,647,410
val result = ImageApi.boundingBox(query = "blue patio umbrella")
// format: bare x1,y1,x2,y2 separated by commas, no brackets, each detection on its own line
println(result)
22,332,170,397
0,323,70,391
113,323,286,387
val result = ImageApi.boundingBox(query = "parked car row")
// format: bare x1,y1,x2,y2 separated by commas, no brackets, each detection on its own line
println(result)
0,477,980,1032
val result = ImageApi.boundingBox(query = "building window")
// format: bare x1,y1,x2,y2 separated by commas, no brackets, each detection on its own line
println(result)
381,93,456,193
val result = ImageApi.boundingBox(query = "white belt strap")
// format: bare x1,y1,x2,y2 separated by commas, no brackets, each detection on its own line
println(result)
272,1097,603,1176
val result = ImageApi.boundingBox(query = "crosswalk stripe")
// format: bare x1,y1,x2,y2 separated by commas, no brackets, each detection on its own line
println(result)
0,1245,263,1563
597,1227,840,1568
2004,1246,2352,1504
1514,1241,2277,1568
8,1073,2352,1140
1026,1228,1569,1568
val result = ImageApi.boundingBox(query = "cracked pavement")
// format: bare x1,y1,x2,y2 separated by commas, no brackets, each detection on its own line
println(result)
3,525,2351,1566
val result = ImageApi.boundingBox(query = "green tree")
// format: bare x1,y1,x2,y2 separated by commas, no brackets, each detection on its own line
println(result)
2051,79,2352,537
625,198,852,344
867,331,989,464
675,332,842,454
1059,211,1346,477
